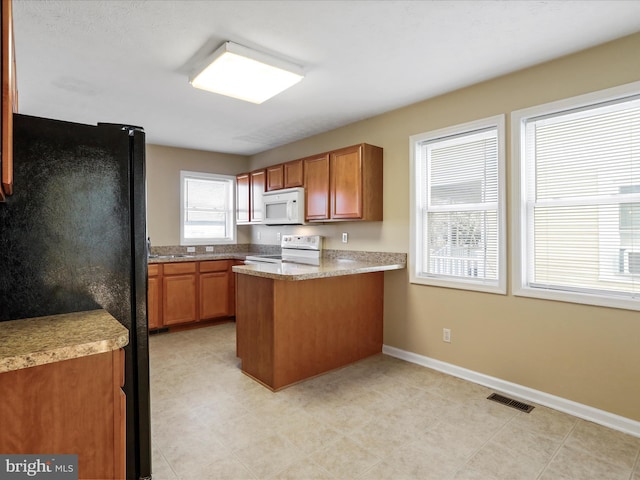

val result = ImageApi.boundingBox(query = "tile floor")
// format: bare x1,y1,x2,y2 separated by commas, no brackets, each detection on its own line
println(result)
149,323,640,480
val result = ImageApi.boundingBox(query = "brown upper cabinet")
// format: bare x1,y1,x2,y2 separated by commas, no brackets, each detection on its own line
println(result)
329,144,382,221
304,143,382,222
303,153,331,221
238,142,382,223
283,159,304,188
236,172,250,223
266,164,284,191
266,158,304,191
250,169,266,222
1,0,17,202
236,169,266,224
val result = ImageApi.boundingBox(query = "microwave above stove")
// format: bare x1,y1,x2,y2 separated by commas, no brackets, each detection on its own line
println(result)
263,187,305,225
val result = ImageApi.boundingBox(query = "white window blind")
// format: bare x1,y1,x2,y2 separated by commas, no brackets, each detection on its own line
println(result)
180,171,236,245
410,116,506,293
518,93,640,308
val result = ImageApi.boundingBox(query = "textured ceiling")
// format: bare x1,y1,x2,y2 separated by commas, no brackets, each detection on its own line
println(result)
12,0,640,156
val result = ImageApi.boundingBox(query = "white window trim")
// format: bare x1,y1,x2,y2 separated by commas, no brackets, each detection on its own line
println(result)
511,80,640,311
180,170,237,246
409,114,507,294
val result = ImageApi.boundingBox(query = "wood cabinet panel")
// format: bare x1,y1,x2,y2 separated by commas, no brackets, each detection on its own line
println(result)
149,260,236,330
250,169,266,223
330,144,363,219
199,271,229,320
0,350,125,479
236,172,250,223
303,153,330,221
266,164,284,191
163,261,196,275
284,159,303,188
147,275,161,330
200,260,229,273
236,272,384,390
163,274,197,325
1,0,16,201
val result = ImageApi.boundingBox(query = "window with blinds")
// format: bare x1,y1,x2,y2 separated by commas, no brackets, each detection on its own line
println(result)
513,86,640,310
180,171,236,245
410,115,506,294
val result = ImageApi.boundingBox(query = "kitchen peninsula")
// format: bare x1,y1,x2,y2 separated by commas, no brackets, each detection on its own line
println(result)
233,254,405,390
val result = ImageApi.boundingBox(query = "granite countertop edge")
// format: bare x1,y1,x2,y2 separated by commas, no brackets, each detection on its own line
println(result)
0,310,129,374
232,259,406,281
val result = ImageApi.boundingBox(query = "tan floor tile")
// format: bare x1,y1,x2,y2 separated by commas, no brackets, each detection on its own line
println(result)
151,447,178,480
451,466,499,480
212,412,275,452
565,419,640,469
466,440,548,479
233,433,305,478
378,439,466,480
269,459,335,480
310,435,380,479
149,324,638,480
179,456,257,480
508,405,577,441
490,419,564,465
278,415,342,454
539,444,632,480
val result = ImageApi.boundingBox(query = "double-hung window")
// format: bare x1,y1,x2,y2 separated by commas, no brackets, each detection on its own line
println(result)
180,171,236,245
410,115,506,294
512,83,640,310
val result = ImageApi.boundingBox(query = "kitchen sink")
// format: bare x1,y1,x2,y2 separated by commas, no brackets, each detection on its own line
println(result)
148,254,195,259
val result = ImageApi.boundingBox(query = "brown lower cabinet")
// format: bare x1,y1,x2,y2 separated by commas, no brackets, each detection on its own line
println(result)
0,349,125,479
236,271,384,390
148,259,236,330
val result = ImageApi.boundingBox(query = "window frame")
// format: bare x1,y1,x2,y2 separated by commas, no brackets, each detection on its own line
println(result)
179,170,237,246
409,114,507,294
511,81,640,311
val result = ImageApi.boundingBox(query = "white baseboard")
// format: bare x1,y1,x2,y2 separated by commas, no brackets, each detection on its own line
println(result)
382,344,640,438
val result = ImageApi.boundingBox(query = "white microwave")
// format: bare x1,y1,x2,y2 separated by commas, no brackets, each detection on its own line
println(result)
263,187,306,225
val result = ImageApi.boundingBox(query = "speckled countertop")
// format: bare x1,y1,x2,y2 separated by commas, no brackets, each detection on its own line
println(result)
232,255,406,281
0,309,129,374
148,253,247,264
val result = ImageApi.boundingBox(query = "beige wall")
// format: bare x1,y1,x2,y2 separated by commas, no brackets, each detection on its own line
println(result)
145,144,251,246
248,33,640,421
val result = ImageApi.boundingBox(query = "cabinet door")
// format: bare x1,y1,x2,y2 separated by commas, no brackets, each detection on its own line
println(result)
1,0,16,201
330,144,363,219
163,274,197,325
266,165,284,191
236,173,250,223
303,154,330,221
199,271,229,320
284,159,303,188
250,169,266,222
147,275,161,330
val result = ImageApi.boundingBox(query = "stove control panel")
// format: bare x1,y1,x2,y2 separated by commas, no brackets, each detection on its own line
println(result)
281,235,323,251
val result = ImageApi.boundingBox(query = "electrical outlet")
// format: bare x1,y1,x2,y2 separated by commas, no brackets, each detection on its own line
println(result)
342,232,348,243
186,246,195,253
257,231,261,240
205,246,214,252
443,328,451,343
277,232,281,242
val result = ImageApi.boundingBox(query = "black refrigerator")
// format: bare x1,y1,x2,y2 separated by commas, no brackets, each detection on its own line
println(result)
0,113,151,480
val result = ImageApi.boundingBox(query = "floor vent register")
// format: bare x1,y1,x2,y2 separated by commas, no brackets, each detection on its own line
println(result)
487,393,535,413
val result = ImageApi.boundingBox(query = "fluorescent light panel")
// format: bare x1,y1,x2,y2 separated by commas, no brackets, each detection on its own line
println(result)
190,41,304,104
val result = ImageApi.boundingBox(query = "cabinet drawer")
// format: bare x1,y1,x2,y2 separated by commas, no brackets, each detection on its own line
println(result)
148,264,161,276
200,260,229,273
163,262,196,275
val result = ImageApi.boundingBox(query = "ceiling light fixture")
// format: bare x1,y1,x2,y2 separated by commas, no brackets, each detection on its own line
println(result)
189,41,304,104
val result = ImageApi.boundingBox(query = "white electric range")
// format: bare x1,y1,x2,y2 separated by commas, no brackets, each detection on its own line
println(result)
244,235,323,266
